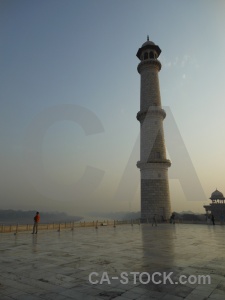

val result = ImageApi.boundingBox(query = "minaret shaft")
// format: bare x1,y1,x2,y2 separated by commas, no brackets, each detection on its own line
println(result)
140,62,162,110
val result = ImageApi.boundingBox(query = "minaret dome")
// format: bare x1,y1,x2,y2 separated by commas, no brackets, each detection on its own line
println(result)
136,37,161,60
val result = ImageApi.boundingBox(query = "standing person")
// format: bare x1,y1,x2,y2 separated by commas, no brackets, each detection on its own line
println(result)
170,213,175,224
211,214,215,226
207,215,211,225
220,214,224,225
32,212,40,234
152,215,157,226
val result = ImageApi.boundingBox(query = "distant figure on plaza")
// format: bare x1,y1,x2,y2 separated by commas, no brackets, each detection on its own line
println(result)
32,212,40,234
206,215,211,224
161,215,166,223
170,213,175,224
211,214,215,226
220,214,224,225
152,215,157,226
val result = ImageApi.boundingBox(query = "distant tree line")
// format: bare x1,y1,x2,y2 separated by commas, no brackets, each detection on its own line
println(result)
89,211,141,220
174,212,205,222
0,210,82,225
89,211,205,222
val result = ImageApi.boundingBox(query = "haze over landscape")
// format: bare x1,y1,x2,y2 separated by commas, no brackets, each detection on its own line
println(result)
1,0,225,217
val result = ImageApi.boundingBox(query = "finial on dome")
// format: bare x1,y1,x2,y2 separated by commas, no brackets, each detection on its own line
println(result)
147,35,149,41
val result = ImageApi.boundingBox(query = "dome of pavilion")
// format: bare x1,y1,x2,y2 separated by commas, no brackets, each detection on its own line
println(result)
210,189,224,200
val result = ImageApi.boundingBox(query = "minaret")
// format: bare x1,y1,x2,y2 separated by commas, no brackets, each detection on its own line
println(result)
136,37,171,222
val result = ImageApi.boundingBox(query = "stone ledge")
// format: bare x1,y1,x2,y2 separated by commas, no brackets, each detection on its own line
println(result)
137,59,161,73
137,160,171,169
137,108,166,122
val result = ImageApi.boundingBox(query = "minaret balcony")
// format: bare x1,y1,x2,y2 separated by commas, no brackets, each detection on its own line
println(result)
137,159,171,169
136,108,166,122
137,59,161,73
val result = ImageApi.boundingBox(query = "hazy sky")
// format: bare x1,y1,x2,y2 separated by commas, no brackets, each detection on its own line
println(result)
1,0,225,216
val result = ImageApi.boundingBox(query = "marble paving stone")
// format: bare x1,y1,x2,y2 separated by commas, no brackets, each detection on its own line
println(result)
120,290,142,299
128,286,148,295
184,295,208,300
10,294,44,300
208,295,225,300
189,288,212,297
0,287,23,296
211,288,225,296
9,292,36,300
1,224,225,299
143,290,166,299
113,297,133,300
32,291,71,300
0,296,13,300
161,295,184,300
139,296,159,300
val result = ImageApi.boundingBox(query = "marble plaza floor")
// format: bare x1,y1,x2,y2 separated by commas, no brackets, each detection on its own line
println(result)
0,224,225,300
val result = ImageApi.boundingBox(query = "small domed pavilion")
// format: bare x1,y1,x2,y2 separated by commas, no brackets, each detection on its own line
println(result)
203,189,225,219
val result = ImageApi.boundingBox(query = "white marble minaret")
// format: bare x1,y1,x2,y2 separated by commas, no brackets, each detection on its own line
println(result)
136,37,171,222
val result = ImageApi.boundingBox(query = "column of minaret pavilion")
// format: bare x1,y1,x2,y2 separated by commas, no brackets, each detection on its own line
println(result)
136,37,171,222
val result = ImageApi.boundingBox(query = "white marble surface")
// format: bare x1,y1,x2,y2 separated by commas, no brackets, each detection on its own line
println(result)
0,224,225,299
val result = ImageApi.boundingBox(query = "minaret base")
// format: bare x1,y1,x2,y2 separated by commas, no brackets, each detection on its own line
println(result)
140,178,171,222
137,161,171,223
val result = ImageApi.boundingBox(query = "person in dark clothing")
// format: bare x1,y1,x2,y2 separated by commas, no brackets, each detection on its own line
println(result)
170,213,175,224
152,215,157,226
211,214,215,225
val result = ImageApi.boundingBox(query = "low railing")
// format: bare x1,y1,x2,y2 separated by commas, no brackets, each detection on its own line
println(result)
0,219,214,234
0,219,141,234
